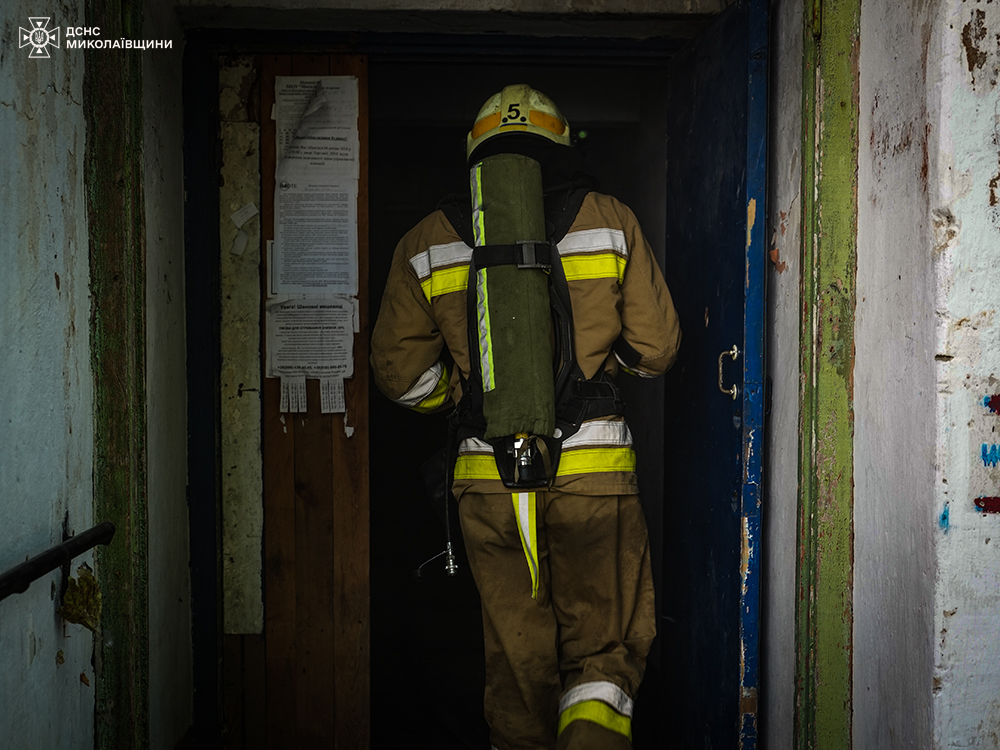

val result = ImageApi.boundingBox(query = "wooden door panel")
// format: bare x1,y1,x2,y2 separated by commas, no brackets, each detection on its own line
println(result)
257,53,370,749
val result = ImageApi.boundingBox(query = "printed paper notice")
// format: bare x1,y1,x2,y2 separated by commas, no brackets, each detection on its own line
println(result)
280,376,308,413
320,377,346,414
266,297,354,379
272,181,357,294
272,76,359,296
274,77,359,169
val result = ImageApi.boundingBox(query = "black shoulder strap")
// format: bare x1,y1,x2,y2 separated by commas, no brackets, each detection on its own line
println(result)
437,193,475,248
544,185,591,244
438,187,591,248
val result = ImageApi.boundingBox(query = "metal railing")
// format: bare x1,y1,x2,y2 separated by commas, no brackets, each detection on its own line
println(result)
0,521,116,602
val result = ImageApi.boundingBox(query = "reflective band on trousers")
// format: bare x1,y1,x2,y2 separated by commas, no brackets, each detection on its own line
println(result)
558,681,635,741
394,361,450,412
560,680,635,717
512,492,539,599
454,446,636,481
558,700,632,741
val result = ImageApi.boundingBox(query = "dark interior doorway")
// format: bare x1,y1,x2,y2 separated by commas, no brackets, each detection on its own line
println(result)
367,56,673,747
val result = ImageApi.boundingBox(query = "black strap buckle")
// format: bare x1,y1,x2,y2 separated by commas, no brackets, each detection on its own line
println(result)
473,241,552,271
515,240,552,270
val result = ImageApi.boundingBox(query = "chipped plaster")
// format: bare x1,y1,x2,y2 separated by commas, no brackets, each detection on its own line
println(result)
932,2,1000,746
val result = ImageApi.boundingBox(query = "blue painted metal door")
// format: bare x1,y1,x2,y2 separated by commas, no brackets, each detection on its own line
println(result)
660,0,766,746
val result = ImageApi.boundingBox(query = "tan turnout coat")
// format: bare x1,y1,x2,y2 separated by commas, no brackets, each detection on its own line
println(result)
371,191,681,497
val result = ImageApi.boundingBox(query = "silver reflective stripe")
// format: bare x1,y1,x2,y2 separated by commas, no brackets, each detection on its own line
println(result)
459,422,630,454
557,227,628,258
614,351,657,378
395,361,445,407
559,680,634,718
476,268,495,392
408,240,473,281
513,491,539,599
561,420,633,449
471,163,486,247
459,436,493,454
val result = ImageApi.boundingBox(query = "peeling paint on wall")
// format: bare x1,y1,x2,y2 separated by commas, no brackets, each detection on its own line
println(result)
960,9,988,84
981,444,1000,467
933,2,1000,746
974,497,1000,514
0,0,96,745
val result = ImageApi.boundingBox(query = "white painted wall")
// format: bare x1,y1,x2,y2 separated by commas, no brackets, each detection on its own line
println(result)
762,0,802,745
855,0,938,746
0,2,192,746
143,1,193,747
930,0,1000,745
0,2,96,747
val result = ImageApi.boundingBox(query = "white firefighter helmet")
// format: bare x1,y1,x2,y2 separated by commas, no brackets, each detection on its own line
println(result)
466,84,571,162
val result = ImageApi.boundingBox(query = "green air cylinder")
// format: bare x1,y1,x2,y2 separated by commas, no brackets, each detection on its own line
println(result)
470,153,555,441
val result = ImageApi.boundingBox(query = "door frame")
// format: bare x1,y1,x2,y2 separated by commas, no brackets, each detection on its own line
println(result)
180,12,768,745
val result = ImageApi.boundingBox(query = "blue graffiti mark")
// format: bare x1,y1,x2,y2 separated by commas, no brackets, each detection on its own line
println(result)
983,444,1000,467
939,504,950,533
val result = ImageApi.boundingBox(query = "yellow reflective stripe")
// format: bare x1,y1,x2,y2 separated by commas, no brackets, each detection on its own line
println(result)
454,454,500,481
512,492,539,599
557,446,636,475
416,252,625,301
409,364,450,413
561,252,627,283
558,699,632,741
419,265,470,302
454,446,636,481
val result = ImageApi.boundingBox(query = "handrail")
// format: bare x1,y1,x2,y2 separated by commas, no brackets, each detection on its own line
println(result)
0,521,116,602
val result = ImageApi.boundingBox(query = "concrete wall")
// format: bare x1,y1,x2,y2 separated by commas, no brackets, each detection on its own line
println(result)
0,1,192,747
930,0,1000,745
854,0,1000,745
855,0,938,745
762,0,802,745
143,1,193,747
0,1,96,746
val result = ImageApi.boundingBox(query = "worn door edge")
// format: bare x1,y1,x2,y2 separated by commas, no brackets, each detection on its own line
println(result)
86,0,150,747
795,0,860,748
738,0,769,747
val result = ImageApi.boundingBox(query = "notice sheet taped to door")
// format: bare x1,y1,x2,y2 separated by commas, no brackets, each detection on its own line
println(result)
272,76,360,296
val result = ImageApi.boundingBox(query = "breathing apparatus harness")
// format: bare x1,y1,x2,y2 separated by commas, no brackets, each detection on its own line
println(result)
438,181,639,490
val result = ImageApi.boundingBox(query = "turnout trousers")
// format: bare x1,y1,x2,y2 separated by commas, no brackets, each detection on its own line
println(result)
457,491,655,750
